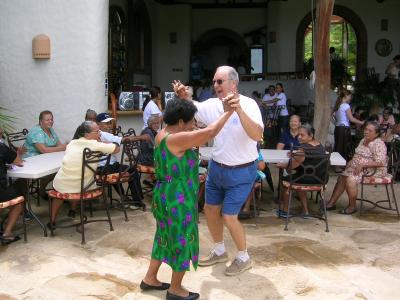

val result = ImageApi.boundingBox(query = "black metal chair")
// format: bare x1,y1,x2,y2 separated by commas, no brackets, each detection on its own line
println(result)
123,128,137,137
122,140,147,210
281,147,331,232
47,148,114,244
263,105,282,148
6,129,29,151
358,139,400,217
6,129,44,206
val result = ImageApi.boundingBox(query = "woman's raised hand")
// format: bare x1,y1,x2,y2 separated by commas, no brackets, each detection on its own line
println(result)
172,80,189,100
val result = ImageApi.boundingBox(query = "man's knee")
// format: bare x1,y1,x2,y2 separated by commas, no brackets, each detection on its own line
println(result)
222,214,239,226
204,203,221,215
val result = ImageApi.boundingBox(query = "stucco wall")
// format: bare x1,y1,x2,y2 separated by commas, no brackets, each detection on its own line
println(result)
0,0,109,142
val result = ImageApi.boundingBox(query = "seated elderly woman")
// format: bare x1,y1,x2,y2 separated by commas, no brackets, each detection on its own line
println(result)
276,115,301,150
138,115,160,167
276,124,326,218
48,121,119,226
326,121,390,214
25,110,68,198
0,128,25,244
72,109,98,139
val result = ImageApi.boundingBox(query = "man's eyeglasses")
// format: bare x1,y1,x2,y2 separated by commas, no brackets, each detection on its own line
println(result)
212,79,232,85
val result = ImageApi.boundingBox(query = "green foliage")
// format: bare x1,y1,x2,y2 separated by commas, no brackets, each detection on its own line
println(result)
0,107,16,133
352,69,395,109
304,20,357,78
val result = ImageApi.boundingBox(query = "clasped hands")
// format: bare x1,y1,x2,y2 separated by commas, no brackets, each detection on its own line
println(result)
172,80,240,112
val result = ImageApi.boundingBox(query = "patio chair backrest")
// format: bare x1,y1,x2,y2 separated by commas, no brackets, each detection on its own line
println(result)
287,145,331,186
389,139,400,177
80,148,111,194
122,140,141,169
123,128,137,137
6,129,29,151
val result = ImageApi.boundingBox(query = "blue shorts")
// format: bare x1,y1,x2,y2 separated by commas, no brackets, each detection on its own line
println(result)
205,160,257,215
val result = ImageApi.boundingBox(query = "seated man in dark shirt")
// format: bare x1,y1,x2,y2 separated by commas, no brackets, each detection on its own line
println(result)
0,129,25,244
138,115,160,166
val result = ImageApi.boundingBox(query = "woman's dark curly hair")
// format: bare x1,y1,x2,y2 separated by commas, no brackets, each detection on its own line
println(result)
163,99,197,125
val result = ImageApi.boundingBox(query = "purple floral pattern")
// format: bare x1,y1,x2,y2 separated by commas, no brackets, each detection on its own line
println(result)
150,135,199,272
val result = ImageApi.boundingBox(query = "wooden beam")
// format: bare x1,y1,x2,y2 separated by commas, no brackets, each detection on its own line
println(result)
313,0,335,144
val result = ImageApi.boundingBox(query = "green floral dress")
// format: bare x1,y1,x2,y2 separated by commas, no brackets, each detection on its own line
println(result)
151,135,199,272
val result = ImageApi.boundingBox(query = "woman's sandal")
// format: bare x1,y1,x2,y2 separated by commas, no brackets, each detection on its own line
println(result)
326,205,336,211
338,208,358,215
1,235,21,245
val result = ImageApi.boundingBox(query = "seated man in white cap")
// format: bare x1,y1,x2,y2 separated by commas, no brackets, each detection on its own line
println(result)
95,112,151,208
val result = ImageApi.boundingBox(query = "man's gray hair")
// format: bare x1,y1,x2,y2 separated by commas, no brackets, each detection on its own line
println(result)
217,66,239,83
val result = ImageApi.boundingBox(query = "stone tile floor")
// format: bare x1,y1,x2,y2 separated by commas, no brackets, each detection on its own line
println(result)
1,169,400,300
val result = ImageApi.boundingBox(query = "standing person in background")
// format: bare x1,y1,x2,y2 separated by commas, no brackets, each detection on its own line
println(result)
384,55,400,104
143,87,162,129
333,89,364,172
262,85,277,107
263,83,289,133
173,65,264,276
275,83,290,133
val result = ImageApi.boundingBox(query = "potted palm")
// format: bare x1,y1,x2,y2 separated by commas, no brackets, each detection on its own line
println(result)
352,69,395,114
0,106,16,135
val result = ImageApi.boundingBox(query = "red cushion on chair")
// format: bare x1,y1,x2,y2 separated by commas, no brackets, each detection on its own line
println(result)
362,176,392,185
47,188,103,200
97,172,130,184
0,196,24,209
137,164,155,174
282,181,324,191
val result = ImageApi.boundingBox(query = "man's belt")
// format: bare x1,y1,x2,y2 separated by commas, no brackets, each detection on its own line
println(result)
213,160,256,169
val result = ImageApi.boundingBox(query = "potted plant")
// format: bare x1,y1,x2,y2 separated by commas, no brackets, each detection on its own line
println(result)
352,69,395,114
0,106,16,135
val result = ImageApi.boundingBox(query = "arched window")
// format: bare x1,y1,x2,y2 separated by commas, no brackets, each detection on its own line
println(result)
304,15,357,81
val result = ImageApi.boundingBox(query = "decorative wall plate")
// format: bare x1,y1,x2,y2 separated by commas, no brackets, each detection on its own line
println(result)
375,38,392,57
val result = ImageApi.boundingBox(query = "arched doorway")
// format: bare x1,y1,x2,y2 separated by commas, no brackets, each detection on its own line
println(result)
192,28,249,80
295,5,367,81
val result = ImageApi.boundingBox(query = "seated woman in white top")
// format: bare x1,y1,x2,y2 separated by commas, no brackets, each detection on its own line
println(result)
143,87,162,129
49,121,119,225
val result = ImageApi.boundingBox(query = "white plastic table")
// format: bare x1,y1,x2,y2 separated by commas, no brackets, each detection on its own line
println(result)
8,151,65,236
199,147,346,166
